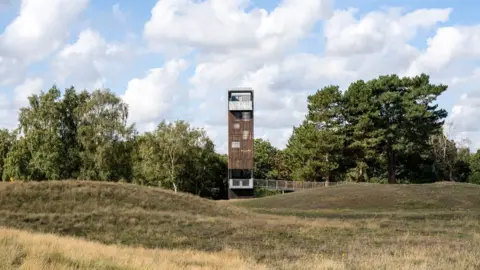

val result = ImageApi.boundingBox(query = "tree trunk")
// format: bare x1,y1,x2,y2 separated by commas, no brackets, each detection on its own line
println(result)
172,182,177,193
325,154,330,186
170,152,176,192
387,145,397,184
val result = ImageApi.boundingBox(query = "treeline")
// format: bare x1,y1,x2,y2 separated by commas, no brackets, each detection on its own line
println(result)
254,74,480,185
0,86,228,198
0,74,479,200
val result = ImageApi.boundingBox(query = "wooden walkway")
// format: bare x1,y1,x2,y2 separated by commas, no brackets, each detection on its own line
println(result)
253,179,343,191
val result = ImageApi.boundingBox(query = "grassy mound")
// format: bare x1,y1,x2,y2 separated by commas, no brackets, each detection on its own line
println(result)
0,180,238,217
1,180,479,269
236,182,480,211
0,181,249,252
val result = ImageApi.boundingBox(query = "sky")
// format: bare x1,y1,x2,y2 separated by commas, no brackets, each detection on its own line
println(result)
1,0,480,154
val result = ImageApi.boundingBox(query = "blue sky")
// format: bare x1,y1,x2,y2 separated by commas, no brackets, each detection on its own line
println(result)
1,0,480,152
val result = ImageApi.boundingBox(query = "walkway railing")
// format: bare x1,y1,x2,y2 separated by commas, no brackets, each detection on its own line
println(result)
253,179,343,191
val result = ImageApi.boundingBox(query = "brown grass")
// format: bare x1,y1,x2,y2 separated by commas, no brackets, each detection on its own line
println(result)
1,180,480,269
0,227,266,270
234,181,480,211
3,225,479,270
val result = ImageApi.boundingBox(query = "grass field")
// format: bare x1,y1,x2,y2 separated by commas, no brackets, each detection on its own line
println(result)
1,180,480,269
0,227,265,270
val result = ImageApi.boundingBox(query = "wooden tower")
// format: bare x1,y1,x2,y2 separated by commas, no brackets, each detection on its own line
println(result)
227,88,254,199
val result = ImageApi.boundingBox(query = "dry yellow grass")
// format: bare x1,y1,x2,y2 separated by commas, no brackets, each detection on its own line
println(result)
1,181,480,269
2,225,479,270
0,227,267,270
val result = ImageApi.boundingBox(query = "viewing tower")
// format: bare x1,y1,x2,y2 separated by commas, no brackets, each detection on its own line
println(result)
227,88,254,199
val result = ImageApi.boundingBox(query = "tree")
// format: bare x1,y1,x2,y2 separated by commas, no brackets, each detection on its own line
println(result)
2,136,30,181
0,129,14,180
284,122,323,181
285,86,345,183
305,85,345,184
467,150,480,184
253,138,278,179
343,74,448,183
429,132,459,181
343,80,385,182
4,86,65,180
267,150,292,180
179,139,227,198
133,120,212,193
58,87,90,179
76,89,135,181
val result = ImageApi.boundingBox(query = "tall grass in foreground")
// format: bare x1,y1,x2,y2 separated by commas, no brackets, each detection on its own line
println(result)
1,226,480,270
0,227,266,270
1,181,480,269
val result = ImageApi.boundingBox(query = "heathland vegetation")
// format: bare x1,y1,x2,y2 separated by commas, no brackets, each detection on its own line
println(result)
0,180,479,269
0,73,479,200
1,73,480,269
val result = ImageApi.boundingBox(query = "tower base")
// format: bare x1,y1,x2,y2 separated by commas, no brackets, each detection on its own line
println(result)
228,188,254,199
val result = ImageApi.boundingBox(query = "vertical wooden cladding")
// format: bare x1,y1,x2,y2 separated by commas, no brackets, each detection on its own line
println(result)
228,111,254,169
227,89,254,170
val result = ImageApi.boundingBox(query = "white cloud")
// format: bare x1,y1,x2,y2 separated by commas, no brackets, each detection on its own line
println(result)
449,90,480,149
122,59,189,131
324,7,451,56
0,92,16,129
0,56,24,86
0,0,88,87
407,26,480,76
173,3,454,152
13,77,44,108
144,0,333,57
2,0,480,153
0,0,89,63
0,77,44,129
444,68,480,148
188,53,357,153
142,0,338,150
52,28,132,90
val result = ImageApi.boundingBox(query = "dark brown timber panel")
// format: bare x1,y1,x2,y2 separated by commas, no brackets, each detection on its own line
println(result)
228,111,254,169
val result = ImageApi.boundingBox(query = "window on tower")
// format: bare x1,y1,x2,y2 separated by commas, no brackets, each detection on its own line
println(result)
242,130,249,140
241,111,252,120
230,92,251,101
231,141,240,148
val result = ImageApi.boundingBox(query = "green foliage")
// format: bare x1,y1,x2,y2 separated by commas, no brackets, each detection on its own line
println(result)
467,150,480,184
285,73,454,184
285,86,346,182
2,87,135,183
0,129,15,181
284,122,323,181
0,71,478,201
253,138,292,180
345,74,448,183
254,188,283,197
428,130,468,182
267,150,292,180
253,138,278,179
0,85,228,197
75,89,135,181
133,120,226,197
468,172,480,184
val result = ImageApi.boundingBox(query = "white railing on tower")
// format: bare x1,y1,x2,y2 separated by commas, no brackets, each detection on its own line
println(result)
253,179,344,190
229,100,253,111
